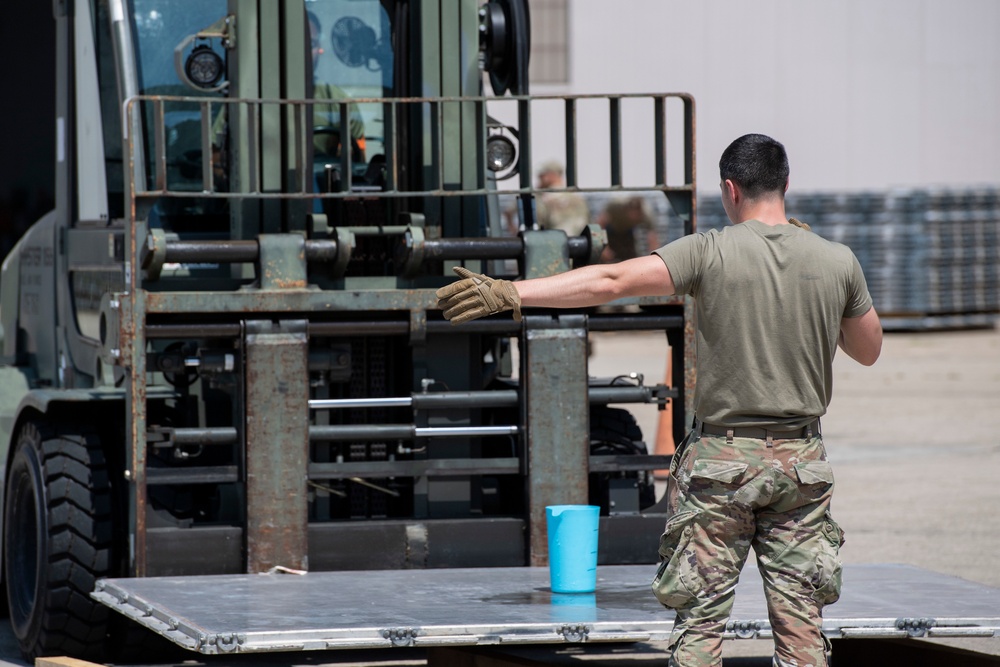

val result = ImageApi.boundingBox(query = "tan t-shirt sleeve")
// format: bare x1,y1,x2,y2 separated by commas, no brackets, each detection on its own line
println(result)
653,232,712,297
843,252,873,318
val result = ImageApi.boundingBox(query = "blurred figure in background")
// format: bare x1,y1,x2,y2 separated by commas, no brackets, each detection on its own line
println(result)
598,196,659,263
310,10,366,163
535,161,590,236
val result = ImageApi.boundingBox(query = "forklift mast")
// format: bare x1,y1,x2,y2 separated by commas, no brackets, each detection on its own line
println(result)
0,0,696,659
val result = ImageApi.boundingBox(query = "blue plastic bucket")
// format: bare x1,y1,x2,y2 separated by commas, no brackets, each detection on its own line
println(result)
546,504,600,593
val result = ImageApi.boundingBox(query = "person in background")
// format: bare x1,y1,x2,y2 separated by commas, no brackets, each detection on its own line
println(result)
598,195,659,262
309,10,366,163
534,161,590,237
210,10,366,191
436,133,882,667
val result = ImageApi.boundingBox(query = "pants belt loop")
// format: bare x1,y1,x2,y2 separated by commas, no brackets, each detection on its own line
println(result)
765,433,774,448
725,428,733,444
806,422,814,439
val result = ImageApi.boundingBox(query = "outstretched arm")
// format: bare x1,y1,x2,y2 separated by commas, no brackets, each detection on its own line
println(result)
516,255,675,308
838,306,882,366
436,255,676,324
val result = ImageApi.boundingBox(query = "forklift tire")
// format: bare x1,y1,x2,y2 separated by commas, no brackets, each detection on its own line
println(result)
590,406,644,451
3,421,112,660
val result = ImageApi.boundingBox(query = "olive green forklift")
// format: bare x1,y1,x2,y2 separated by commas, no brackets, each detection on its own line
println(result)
0,0,694,660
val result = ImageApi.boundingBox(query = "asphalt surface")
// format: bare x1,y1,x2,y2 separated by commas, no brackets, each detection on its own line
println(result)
590,322,1000,663
1,324,998,666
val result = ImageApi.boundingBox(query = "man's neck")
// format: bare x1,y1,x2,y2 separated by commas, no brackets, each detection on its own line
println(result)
736,196,787,226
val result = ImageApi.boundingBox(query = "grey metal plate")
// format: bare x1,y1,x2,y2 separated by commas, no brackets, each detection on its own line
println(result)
91,564,1000,654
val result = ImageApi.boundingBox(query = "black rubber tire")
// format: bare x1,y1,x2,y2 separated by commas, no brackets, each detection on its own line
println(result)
3,421,112,660
590,406,644,452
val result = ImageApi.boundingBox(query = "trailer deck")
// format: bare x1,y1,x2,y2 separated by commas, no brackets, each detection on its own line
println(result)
91,564,1000,655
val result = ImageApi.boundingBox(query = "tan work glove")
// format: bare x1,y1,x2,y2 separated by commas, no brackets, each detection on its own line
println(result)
788,217,812,231
436,267,522,324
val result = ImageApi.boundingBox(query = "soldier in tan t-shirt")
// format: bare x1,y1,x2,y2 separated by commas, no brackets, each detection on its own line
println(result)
436,134,882,667
534,161,590,237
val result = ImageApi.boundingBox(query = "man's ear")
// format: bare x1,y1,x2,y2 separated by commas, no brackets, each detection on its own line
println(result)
724,179,740,204
784,179,790,194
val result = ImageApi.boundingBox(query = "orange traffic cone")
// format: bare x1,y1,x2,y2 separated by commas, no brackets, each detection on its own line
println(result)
654,350,675,479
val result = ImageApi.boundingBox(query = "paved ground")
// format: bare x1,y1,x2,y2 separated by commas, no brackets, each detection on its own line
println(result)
1,324,998,666
589,323,1000,589
588,322,1000,662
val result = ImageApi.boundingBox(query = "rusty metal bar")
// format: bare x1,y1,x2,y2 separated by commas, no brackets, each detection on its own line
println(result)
135,185,693,200
609,96,622,187
308,385,670,411
159,234,614,265
308,321,410,335
142,453,675,484
564,98,578,187
296,101,308,194
309,424,518,442
428,313,684,334
309,458,520,480
523,315,589,566
247,101,259,193
142,313,685,340
163,240,258,263
434,100,444,190
654,97,666,186
311,397,415,409
166,427,239,446
147,466,240,486
125,297,149,577
153,99,167,192
421,236,590,261
201,101,213,192
684,96,695,188
339,100,352,191
385,100,397,191
244,320,309,573
684,95,697,235
127,92,694,198
343,225,408,236
308,454,676,480
517,96,535,231
146,323,243,338
156,238,340,264
476,98,487,190
588,314,684,330
304,239,339,261
590,455,673,473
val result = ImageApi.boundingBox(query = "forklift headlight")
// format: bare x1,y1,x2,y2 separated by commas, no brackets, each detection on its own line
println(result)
185,45,224,88
486,135,516,172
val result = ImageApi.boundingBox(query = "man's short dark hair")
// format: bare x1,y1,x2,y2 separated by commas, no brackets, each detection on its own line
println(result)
719,134,789,200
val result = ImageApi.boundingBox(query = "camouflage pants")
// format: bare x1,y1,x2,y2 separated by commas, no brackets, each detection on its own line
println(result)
651,431,844,667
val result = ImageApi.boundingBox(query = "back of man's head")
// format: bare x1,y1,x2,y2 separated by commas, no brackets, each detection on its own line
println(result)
719,134,789,201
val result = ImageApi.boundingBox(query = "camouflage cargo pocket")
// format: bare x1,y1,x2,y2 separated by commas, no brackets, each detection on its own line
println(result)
793,459,834,486
812,512,846,605
651,510,699,609
691,459,749,485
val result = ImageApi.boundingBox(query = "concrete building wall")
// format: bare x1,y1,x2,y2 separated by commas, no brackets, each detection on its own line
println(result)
526,0,1000,193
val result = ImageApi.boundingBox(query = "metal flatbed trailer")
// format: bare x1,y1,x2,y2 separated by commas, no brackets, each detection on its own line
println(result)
92,564,1000,660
